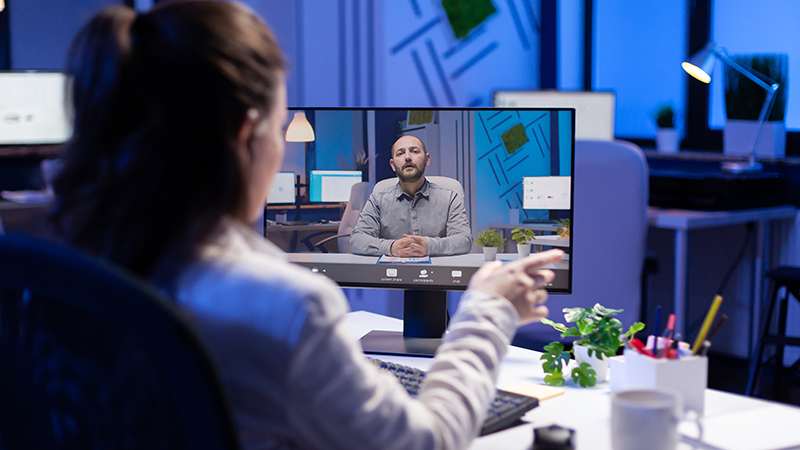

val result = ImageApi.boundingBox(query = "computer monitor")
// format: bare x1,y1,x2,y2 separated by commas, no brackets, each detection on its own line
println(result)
493,90,614,141
523,176,571,210
271,107,575,356
0,71,72,145
267,171,296,204
308,170,363,203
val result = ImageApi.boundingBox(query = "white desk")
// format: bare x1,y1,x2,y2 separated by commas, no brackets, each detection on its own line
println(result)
346,310,800,450
647,206,797,346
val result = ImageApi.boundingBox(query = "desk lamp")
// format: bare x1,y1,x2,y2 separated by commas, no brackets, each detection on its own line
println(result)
285,112,315,220
682,42,780,173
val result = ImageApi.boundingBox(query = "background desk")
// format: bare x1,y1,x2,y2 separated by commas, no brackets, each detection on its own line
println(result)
346,310,800,450
647,205,797,354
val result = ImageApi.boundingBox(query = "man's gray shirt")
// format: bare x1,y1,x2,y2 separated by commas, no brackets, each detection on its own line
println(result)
349,179,472,256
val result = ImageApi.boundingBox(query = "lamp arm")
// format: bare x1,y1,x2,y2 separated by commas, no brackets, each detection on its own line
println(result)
713,49,777,92
745,87,779,165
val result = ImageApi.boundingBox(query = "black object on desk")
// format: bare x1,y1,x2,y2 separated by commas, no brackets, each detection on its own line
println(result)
649,168,785,210
533,424,575,450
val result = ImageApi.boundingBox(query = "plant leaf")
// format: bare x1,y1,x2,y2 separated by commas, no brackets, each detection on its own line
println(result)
544,369,566,386
625,322,646,340
541,342,570,372
563,307,587,323
592,303,622,318
540,318,568,333
571,363,597,387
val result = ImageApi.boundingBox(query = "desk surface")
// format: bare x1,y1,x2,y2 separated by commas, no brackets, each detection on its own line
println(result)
345,311,800,450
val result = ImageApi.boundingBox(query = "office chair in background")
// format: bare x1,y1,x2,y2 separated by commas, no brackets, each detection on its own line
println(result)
513,140,650,348
312,181,374,253
0,235,239,450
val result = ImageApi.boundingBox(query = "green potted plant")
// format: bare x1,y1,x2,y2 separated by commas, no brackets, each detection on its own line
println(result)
540,304,644,387
511,228,536,258
555,218,570,239
652,102,678,154
475,229,505,261
723,53,788,159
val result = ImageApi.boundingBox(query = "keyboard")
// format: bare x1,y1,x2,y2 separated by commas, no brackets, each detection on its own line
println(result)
368,357,539,436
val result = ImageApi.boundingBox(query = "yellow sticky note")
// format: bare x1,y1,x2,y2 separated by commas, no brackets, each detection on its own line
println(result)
503,382,565,401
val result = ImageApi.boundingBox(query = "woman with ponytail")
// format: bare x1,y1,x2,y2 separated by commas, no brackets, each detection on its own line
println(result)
54,2,562,449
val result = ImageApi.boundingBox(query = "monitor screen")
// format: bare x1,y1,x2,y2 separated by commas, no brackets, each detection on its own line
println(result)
271,107,574,295
0,72,72,145
268,171,296,204
493,90,614,141
309,170,363,203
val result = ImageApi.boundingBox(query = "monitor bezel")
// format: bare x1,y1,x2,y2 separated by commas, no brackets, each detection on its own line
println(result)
284,106,575,295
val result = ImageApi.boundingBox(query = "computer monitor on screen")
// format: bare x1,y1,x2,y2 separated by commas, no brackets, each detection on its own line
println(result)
272,107,575,356
309,170,363,203
0,72,72,145
267,171,296,204
494,90,614,141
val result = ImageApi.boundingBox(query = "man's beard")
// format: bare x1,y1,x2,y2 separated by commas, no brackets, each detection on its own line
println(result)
397,164,425,183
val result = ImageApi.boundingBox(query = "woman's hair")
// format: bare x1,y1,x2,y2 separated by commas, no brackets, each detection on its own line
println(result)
50,1,285,281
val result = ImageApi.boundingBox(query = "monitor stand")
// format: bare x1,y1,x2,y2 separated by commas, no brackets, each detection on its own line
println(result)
360,290,448,357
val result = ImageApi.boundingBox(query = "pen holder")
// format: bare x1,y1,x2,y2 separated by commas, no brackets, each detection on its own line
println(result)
609,350,708,414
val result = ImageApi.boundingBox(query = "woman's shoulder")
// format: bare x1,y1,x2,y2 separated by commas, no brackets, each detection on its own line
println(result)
177,220,349,327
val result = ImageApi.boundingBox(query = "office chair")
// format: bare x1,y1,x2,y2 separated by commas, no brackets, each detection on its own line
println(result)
0,235,240,450
312,181,374,253
513,140,649,348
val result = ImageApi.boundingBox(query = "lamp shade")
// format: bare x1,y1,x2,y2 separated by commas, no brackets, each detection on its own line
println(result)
682,42,718,83
285,112,315,142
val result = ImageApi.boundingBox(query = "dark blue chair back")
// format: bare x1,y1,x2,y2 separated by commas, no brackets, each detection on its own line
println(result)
0,235,239,450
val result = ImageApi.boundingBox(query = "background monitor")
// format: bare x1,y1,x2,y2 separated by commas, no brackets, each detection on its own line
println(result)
523,176,571,210
272,107,575,356
309,170,362,203
493,90,615,141
267,171,296,204
0,71,72,145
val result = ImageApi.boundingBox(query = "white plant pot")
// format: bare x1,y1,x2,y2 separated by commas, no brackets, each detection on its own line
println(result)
482,246,497,261
517,243,530,258
574,344,609,383
723,119,786,159
655,128,679,154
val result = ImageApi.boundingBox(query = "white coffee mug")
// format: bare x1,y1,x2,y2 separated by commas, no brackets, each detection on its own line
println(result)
611,389,702,450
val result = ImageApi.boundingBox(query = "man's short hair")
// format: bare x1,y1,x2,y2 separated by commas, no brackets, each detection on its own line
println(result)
394,135,427,154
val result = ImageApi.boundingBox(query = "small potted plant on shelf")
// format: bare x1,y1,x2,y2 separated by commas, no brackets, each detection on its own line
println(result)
555,219,570,239
540,304,644,387
475,229,505,261
511,228,536,258
652,102,678,154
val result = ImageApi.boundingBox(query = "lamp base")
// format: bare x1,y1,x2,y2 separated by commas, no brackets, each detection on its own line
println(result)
721,160,763,174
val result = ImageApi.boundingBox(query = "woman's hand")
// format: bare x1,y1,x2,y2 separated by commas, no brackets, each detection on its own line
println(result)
468,249,564,325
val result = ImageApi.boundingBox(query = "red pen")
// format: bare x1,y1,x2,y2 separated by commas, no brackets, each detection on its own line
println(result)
661,314,676,358
630,338,657,358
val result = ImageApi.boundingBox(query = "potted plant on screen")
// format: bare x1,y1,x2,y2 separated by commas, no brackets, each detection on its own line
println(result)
652,103,678,154
540,304,644,387
511,228,536,258
475,229,505,261
555,218,570,239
